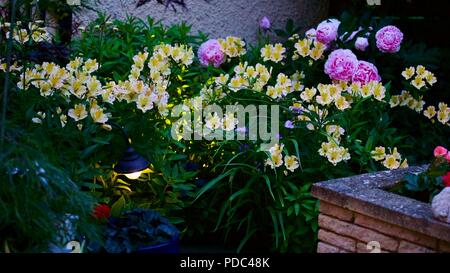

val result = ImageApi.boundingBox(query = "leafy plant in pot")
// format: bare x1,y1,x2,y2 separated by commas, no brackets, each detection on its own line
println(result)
103,208,180,253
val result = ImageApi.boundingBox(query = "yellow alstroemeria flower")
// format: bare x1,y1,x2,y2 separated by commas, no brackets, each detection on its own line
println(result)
284,155,299,172
68,104,88,121
423,106,436,119
371,146,386,161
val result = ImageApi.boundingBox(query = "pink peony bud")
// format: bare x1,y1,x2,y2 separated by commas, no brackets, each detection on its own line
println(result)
434,146,448,157
316,18,340,44
355,37,369,51
260,16,271,30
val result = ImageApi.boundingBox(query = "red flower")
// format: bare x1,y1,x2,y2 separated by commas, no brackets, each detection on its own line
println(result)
443,172,450,187
93,204,111,220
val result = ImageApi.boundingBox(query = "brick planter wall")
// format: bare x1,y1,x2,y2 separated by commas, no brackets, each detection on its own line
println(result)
311,166,450,253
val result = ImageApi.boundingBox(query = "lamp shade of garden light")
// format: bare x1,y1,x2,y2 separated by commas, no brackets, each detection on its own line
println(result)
113,146,150,180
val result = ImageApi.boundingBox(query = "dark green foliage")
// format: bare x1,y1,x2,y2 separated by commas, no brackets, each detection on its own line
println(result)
0,134,101,252
391,157,449,202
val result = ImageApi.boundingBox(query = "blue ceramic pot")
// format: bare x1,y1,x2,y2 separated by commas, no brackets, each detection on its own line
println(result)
135,236,179,253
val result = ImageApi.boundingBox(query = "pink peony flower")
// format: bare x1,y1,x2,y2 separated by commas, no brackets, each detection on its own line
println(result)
260,16,271,30
324,49,359,82
198,39,225,67
445,152,450,163
352,61,381,84
375,25,403,53
355,37,369,51
434,146,448,157
316,19,340,44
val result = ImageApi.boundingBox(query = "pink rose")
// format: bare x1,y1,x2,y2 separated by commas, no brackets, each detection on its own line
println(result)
316,19,340,44
324,49,359,82
434,146,448,157
352,61,381,84
375,25,403,53
198,39,225,67
260,16,271,30
355,37,369,51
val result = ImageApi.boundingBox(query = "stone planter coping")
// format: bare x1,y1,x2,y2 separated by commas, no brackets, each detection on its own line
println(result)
312,165,450,243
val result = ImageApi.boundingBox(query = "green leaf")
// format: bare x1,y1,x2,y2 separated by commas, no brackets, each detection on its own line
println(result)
115,185,132,193
110,195,126,217
214,201,230,232
278,211,286,241
268,207,279,248
237,229,257,253
262,175,275,201
80,182,104,190
193,169,236,202
229,188,252,202
294,203,300,216
80,144,100,159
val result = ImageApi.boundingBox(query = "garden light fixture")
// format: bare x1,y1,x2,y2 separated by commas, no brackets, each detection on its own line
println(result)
114,146,149,180
109,122,150,180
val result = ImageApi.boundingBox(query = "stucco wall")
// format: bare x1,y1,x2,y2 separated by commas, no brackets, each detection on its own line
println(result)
76,0,329,43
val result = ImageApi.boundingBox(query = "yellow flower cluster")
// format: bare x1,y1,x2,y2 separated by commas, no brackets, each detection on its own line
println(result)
18,58,101,98
126,44,194,115
293,38,326,61
266,71,304,99
402,65,437,90
17,58,112,127
297,82,354,111
218,36,247,58
422,103,450,125
315,123,350,165
16,42,195,130
265,144,300,172
260,43,286,63
0,60,22,72
203,112,239,132
198,62,273,101
293,104,327,131
1,21,51,44
349,81,386,101
199,81,227,102
390,92,449,126
371,146,408,170
389,90,425,113
318,140,350,166
228,62,272,92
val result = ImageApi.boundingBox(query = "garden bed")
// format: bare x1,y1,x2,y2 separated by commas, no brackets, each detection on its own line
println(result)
312,165,450,253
